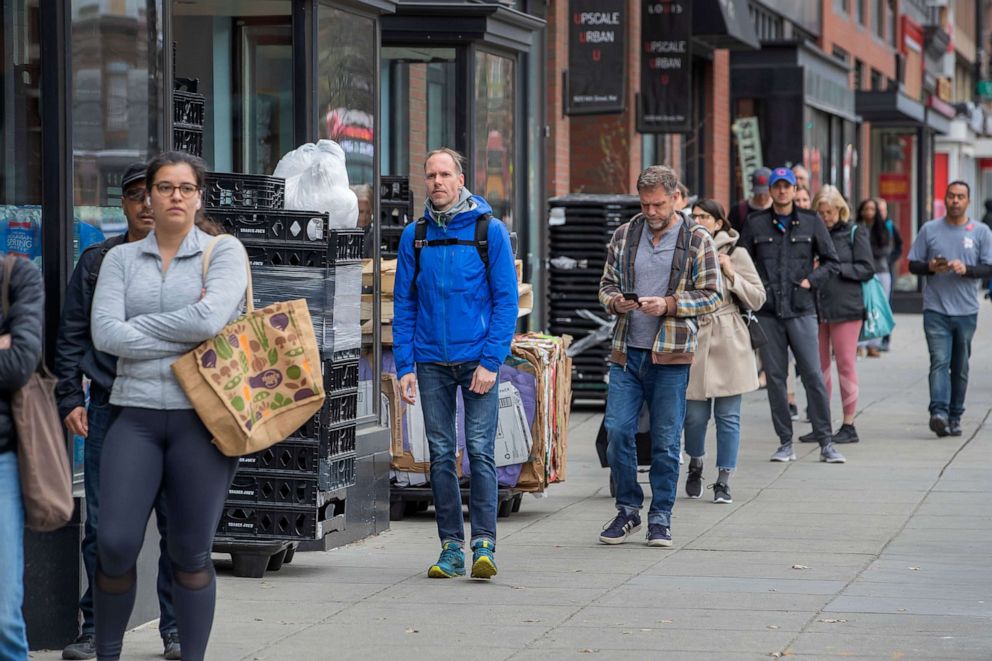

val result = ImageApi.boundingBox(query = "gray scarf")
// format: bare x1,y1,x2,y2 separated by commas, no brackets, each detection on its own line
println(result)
426,187,475,228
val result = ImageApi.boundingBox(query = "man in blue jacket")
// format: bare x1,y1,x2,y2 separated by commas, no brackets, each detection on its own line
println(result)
393,147,518,580
54,163,180,660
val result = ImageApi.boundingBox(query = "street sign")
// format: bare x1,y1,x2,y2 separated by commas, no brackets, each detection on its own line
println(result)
977,80,992,99
732,117,763,191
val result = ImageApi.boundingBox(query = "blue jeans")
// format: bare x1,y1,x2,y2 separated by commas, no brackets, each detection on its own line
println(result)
923,311,978,421
417,362,499,546
0,452,28,660
683,395,743,471
78,386,176,638
605,349,690,527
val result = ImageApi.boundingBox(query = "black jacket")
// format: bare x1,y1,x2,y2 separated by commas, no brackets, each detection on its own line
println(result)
54,234,126,419
816,222,875,323
865,219,892,273
0,256,45,454
738,206,840,319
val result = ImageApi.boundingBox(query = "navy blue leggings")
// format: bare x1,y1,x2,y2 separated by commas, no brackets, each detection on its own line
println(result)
94,407,237,661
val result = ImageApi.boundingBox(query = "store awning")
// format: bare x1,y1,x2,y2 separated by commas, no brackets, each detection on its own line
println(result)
855,90,925,125
693,0,760,51
383,2,545,51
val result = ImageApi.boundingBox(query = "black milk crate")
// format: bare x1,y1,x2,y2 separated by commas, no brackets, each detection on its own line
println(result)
380,201,414,227
323,359,359,394
244,243,330,269
325,388,359,426
324,423,356,457
321,452,356,492
173,90,205,127
227,471,322,508
380,226,404,255
328,229,364,262
238,438,321,474
330,347,361,362
205,171,285,210
212,209,328,245
217,504,325,540
380,176,411,203
173,125,203,157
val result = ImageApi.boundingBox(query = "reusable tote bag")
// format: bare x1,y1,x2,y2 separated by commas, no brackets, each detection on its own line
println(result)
850,225,895,342
2,256,74,532
172,236,325,457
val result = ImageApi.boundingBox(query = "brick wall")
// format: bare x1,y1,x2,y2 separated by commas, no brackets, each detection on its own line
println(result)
705,50,731,210
407,63,427,208
545,0,570,197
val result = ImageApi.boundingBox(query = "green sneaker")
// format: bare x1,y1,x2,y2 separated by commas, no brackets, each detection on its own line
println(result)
470,539,497,579
428,542,465,578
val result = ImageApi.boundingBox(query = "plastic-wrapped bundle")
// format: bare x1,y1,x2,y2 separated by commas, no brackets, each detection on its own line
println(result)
274,140,358,228
327,262,362,355
251,266,335,350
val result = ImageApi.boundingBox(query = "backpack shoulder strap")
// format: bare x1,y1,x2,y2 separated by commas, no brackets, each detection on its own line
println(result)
475,213,492,272
738,199,748,224
413,217,429,283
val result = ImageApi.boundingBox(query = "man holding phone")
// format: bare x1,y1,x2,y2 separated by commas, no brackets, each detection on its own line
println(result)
908,181,992,437
598,165,721,547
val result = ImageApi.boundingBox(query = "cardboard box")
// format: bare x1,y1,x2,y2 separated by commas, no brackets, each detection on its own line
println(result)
517,283,533,317
361,294,393,322
382,373,461,475
362,259,397,294
515,259,523,283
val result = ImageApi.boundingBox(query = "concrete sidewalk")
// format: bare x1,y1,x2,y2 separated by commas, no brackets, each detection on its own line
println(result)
34,307,992,660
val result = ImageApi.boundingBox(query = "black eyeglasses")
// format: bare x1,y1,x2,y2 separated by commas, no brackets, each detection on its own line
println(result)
122,188,147,202
152,182,200,198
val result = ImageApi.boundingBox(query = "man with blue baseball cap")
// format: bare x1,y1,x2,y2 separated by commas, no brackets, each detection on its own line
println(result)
738,166,847,464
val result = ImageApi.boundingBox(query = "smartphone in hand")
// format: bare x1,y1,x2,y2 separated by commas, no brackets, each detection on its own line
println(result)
622,292,640,305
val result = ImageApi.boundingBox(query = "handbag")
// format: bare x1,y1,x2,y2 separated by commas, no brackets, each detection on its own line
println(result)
727,246,768,350
171,236,326,457
859,276,895,341
849,225,895,342
2,256,74,532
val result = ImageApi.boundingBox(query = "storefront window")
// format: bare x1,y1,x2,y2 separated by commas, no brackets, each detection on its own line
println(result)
70,0,164,257
381,47,458,206
871,128,918,287
173,1,293,174
318,3,378,420
1,0,43,266
474,51,514,228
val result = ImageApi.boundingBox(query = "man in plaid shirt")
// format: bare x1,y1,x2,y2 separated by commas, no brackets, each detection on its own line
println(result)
597,165,722,548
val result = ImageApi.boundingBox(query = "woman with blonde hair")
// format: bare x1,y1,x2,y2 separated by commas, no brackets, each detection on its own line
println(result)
801,185,874,445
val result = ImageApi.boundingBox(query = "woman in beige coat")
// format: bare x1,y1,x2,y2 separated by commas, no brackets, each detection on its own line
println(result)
683,199,766,503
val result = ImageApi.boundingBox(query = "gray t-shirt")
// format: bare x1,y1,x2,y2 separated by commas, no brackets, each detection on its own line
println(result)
907,217,992,315
627,218,681,349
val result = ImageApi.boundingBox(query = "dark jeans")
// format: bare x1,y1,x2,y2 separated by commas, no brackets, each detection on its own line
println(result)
757,314,832,445
79,386,176,638
923,311,978,421
605,349,690,527
417,361,499,546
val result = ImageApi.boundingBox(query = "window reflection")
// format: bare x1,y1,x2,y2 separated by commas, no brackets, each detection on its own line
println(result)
474,52,514,228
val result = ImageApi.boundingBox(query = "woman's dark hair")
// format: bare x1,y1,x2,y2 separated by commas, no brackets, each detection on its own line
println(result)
691,198,729,233
145,151,222,235
856,198,878,225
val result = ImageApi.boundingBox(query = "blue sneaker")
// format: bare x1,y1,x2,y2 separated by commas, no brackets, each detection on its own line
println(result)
599,511,641,545
470,540,497,579
647,524,672,547
428,542,465,578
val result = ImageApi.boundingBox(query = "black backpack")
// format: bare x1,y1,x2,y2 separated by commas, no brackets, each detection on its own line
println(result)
413,213,492,284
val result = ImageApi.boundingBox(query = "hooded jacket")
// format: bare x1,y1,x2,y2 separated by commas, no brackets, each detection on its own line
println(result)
598,214,722,365
738,205,840,319
0,256,45,454
816,221,875,324
392,193,518,379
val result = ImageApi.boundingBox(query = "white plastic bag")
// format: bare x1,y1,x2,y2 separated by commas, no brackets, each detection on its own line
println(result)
273,142,316,179
277,140,358,227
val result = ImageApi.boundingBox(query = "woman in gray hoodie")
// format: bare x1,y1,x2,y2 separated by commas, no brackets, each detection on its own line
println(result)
90,152,247,661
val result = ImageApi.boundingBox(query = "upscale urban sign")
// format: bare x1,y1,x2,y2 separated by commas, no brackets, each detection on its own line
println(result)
565,0,627,115
638,1,692,133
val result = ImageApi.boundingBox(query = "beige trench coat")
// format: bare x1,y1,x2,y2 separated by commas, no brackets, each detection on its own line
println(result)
686,228,767,400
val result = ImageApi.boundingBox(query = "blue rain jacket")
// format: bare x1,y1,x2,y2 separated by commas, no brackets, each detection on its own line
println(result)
392,195,518,378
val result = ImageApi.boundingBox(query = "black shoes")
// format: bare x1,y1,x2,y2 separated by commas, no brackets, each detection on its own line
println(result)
62,634,96,660
929,413,950,438
685,465,703,499
948,419,963,437
831,424,860,444
163,631,182,660
710,482,732,503
798,430,820,443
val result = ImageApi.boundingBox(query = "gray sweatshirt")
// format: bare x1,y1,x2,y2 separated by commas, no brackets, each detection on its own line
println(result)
91,227,248,410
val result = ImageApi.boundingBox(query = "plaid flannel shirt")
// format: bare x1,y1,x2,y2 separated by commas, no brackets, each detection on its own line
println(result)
598,214,722,365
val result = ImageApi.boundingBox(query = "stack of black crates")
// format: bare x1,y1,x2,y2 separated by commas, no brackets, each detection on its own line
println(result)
547,195,640,404
379,176,414,259
173,79,204,157
206,171,364,577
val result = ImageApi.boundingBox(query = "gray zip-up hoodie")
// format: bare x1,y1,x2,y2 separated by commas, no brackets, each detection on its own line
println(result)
91,227,247,410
